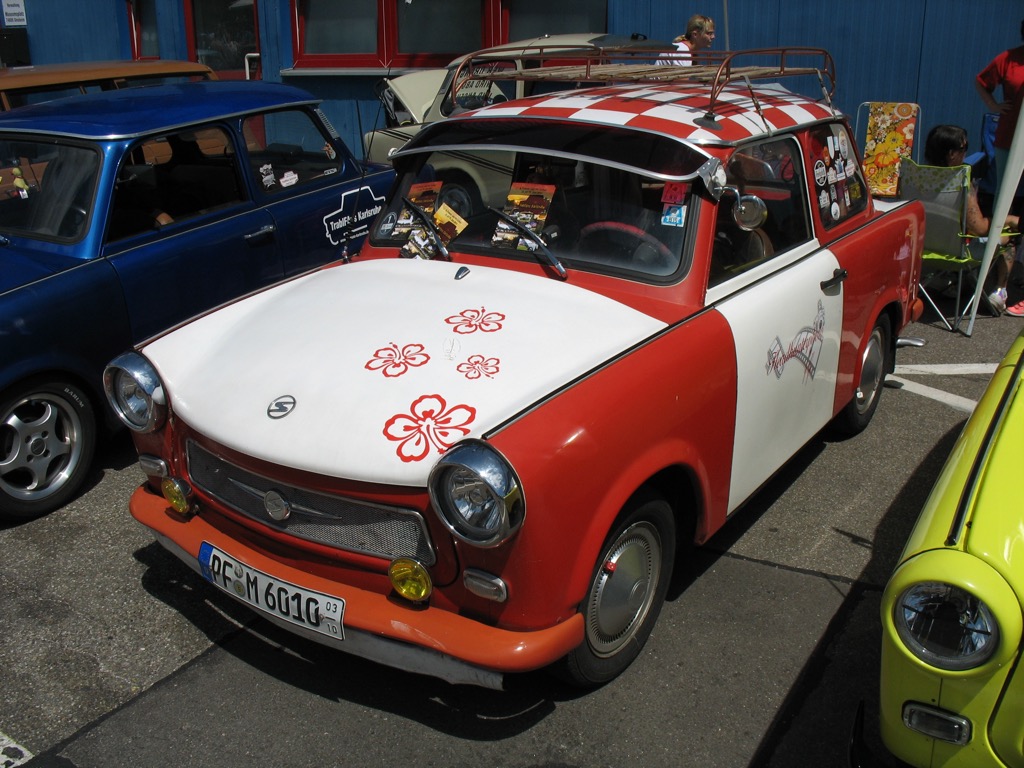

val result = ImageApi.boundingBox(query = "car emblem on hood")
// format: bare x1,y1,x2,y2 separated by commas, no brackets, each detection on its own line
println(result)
267,395,296,419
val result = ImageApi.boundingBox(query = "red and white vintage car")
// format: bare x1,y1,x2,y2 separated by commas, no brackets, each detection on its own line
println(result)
105,47,925,689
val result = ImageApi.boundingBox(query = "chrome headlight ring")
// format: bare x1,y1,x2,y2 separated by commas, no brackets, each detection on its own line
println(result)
895,581,999,671
103,351,167,433
428,440,524,548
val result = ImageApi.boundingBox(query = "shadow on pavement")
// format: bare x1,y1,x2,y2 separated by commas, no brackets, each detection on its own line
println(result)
744,422,963,768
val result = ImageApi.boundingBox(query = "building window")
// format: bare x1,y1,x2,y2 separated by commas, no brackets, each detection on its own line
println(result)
187,0,260,77
127,0,160,59
293,0,605,69
507,0,606,40
294,0,492,68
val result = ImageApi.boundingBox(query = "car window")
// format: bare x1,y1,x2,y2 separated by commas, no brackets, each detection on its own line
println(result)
709,136,811,287
373,149,693,280
243,109,346,196
107,126,244,242
806,122,868,229
0,139,99,241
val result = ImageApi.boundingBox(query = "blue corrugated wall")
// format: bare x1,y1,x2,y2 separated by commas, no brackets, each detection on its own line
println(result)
16,0,1024,161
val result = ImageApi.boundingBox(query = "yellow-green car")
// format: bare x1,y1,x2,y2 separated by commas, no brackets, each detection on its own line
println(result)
878,328,1024,767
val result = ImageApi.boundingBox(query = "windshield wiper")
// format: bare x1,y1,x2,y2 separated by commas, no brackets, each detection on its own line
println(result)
400,197,451,261
487,206,567,280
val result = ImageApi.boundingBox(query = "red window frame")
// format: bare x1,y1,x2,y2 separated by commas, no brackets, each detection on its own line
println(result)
290,0,508,70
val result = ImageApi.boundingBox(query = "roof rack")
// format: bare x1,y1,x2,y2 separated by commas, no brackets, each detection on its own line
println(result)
450,46,837,120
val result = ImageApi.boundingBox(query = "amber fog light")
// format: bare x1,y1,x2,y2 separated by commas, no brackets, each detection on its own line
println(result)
389,558,432,602
161,477,193,516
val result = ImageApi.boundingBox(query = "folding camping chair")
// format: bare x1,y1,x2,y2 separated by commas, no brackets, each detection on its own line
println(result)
857,101,920,198
899,158,977,331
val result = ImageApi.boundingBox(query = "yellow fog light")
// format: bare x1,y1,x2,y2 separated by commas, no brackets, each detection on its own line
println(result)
160,477,193,516
389,558,432,602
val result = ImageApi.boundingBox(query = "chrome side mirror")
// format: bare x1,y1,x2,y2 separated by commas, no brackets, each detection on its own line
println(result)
732,193,768,230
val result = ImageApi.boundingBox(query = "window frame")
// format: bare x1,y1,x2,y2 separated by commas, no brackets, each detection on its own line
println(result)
290,0,506,70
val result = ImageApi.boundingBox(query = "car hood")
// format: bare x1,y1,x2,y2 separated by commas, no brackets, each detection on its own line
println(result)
962,348,1024,586
384,69,449,124
143,258,667,486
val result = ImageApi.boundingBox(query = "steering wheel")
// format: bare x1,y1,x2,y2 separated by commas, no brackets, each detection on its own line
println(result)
578,221,675,264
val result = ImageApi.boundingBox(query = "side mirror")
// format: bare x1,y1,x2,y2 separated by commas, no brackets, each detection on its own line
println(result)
732,193,768,230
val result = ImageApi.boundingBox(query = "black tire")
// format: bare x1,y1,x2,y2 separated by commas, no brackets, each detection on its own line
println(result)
833,314,891,436
0,378,97,521
555,490,676,687
436,173,483,218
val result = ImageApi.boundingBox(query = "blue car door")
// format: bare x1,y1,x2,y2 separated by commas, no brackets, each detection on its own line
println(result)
239,109,392,273
103,125,284,342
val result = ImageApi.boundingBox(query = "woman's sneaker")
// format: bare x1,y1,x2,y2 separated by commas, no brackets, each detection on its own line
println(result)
1007,299,1024,317
987,288,1007,315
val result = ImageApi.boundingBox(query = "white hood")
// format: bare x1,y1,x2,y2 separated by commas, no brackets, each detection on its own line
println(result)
144,259,666,486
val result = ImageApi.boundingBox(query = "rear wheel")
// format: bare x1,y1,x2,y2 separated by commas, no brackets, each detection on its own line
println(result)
556,491,676,687
437,173,483,218
833,314,890,436
0,379,96,521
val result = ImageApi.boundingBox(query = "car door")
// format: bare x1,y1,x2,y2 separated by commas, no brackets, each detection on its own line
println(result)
103,125,283,342
705,136,844,513
240,108,391,273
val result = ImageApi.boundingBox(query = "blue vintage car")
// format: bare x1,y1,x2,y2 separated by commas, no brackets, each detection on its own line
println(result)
0,80,394,520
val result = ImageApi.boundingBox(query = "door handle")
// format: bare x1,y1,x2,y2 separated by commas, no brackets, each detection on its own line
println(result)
244,224,277,242
820,268,848,291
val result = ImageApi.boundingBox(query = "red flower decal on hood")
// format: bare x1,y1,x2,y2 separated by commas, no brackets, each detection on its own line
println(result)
383,394,476,462
457,354,500,380
365,342,430,377
445,307,505,334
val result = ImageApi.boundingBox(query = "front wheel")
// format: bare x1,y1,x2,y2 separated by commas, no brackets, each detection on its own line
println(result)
555,491,676,687
832,314,891,436
0,379,97,521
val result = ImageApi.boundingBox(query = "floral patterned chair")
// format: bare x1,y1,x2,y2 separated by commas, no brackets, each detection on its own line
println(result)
857,101,920,198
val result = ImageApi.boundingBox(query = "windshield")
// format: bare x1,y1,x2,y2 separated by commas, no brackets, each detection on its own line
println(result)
0,138,100,241
371,146,697,280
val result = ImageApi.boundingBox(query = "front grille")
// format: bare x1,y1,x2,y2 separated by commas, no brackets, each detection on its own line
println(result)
187,441,435,565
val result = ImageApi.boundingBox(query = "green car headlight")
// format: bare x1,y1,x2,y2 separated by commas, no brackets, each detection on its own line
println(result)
895,581,999,671
103,352,167,433
428,440,524,547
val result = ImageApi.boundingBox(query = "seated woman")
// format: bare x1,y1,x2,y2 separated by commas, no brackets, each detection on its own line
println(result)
924,124,1021,314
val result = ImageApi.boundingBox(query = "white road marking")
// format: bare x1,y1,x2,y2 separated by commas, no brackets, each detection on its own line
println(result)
894,363,997,376
0,731,33,767
888,362,997,414
888,377,978,413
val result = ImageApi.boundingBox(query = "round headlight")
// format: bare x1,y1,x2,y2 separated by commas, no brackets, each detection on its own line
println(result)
428,440,523,547
103,352,167,432
895,581,999,671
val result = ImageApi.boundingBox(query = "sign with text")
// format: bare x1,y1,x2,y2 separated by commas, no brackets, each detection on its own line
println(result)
2,0,26,27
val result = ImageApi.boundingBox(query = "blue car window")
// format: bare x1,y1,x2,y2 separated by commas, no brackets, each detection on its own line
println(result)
108,125,244,241
0,140,99,241
244,109,346,195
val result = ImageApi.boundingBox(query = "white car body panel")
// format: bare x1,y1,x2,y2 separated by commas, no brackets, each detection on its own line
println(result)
143,258,666,486
713,242,843,511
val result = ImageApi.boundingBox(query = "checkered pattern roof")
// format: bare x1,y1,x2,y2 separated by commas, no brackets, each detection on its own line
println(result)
472,83,836,144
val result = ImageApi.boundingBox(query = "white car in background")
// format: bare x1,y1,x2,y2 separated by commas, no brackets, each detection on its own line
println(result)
363,33,672,216
363,33,671,164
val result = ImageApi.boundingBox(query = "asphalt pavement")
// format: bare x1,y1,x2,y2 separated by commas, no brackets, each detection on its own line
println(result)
1,301,1021,768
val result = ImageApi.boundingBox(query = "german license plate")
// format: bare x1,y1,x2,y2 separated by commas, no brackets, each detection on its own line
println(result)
198,542,345,640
